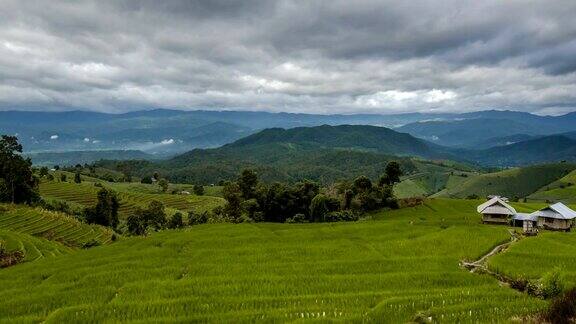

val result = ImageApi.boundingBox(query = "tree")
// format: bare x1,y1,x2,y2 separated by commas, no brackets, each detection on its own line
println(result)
353,176,372,193
238,169,258,199
127,213,147,236
0,135,39,204
168,212,184,229
309,194,329,222
84,188,120,228
158,179,169,192
382,161,402,186
145,200,167,230
141,176,153,184
60,174,67,182
223,182,243,222
193,184,204,196
39,167,49,178
74,172,82,184
53,165,60,170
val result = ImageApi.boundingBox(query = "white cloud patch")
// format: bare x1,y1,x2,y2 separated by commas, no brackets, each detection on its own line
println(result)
50,135,58,140
160,139,175,145
0,1,575,115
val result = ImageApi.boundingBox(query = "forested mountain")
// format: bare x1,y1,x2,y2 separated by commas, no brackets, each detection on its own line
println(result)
96,125,463,184
462,135,576,166
398,111,576,148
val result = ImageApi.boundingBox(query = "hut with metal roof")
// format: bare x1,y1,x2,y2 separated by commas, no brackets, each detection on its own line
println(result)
477,196,516,224
513,212,538,234
533,202,576,231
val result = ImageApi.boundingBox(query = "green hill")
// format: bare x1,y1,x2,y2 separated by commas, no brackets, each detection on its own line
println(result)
463,135,576,166
0,199,546,322
434,163,576,199
527,169,576,204
107,125,463,185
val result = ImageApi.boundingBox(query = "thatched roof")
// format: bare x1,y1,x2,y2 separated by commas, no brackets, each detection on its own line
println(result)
477,196,517,215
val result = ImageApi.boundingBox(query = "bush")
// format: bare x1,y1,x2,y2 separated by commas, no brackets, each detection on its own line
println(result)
193,184,205,196
0,242,24,268
540,267,566,299
188,210,208,225
325,210,359,222
168,212,184,229
81,239,101,249
286,213,307,223
542,287,576,324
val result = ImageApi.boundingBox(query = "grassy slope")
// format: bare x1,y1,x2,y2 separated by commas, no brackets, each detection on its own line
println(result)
528,169,576,204
39,174,226,218
0,204,114,247
0,230,70,262
0,199,547,322
434,163,576,199
489,232,576,286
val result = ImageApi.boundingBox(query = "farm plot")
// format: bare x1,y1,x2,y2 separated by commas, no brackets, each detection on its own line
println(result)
0,204,114,247
0,199,547,322
39,181,225,218
0,229,70,261
488,231,576,286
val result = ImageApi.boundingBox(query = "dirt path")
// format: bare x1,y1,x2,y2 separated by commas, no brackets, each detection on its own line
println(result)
460,229,521,287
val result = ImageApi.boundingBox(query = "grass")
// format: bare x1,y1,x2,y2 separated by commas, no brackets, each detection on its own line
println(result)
39,177,226,218
435,163,576,199
0,229,70,261
489,231,576,286
528,169,576,204
0,199,549,322
0,204,114,247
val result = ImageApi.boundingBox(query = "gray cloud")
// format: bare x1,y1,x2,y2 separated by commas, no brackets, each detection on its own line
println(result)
0,0,575,115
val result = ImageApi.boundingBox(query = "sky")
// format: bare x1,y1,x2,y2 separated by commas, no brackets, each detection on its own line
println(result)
1,0,576,115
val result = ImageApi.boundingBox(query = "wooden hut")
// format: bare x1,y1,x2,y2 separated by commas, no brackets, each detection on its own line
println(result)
477,196,516,224
513,212,538,234
533,203,576,231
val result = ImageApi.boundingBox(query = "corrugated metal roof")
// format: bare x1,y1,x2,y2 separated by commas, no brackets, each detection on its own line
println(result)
513,212,538,221
477,197,516,214
534,202,576,220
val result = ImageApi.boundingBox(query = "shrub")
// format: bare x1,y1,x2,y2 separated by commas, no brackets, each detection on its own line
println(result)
286,213,307,223
168,212,184,229
0,242,24,268
188,210,208,225
325,210,359,222
540,267,566,299
193,184,205,196
541,287,576,324
81,239,101,249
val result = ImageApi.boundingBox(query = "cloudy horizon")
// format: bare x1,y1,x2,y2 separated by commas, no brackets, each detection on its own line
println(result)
1,0,576,115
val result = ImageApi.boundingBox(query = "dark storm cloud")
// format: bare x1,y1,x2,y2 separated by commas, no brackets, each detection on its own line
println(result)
0,0,575,114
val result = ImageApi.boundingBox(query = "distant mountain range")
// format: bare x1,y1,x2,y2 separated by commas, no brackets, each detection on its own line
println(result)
5,108,575,155
398,110,576,148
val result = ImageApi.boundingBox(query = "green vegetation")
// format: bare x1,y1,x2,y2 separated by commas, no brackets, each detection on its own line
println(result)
39,177,225,219
435,163,576,200
0,199,548,322
0,204,114,247
0,135,39,204
528,169,576,204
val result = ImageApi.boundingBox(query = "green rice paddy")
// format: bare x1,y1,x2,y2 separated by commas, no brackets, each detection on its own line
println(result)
0,199,557,322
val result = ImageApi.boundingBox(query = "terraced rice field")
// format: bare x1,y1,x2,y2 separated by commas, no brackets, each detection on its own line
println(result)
0,204,114,247
0,230,70,261
39,181,225,218
0,199,551,322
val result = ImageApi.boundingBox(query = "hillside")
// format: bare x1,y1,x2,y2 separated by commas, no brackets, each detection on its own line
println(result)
463,135,576,166
119,125,461,185
0,199,548,322
434,163,576,199
0,204,115,247
26,150,158,166
528,169,576,204
397,111,576,148
38,173,226,218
